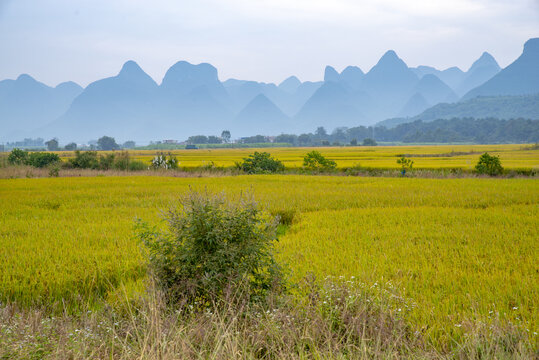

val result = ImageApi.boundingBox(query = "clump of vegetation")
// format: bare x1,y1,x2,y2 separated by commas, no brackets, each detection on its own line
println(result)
397,156,414,176
68,150,147,171
150,152,179,170
475,152,504,176
303,150,337,172
136,191,284,306
363,137,377,146
237,151,284,174
7,149,60,168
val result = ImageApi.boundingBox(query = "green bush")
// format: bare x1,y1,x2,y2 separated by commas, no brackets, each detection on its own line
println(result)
26,152,61,168
475,152,503,176
98,153,115,170
69,151,99,169
397,156,414,176
303,151,337,171
136,191,283,306
238,152,284,174
7,148,29,165
150,152,179,170
113,151,130,170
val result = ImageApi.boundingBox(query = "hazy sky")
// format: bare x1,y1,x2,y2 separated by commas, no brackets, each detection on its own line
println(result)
1,0,538,87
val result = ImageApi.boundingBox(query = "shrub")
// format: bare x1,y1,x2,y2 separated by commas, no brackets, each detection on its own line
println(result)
238,152,284,174
396,156,414,176
7,148,28,165
150,152,179,170
98,153,115,170
69,151,99,169
475,152,503,176
136,191,283,306
303,151,337,171
26,152,61,168
113,151,130,171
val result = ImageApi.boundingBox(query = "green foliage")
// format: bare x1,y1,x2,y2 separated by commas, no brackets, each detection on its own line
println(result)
475,153,504,176
362,138,377,146
98,153,115,170
239,152,284,174
8,148,29,165
97,136,119,151
26,152,61,168
136,191,283,305
122,141,136,149
69,151,99,169
45,138,59,151
303,151,337,171
128,160,147,171
64,142,77,151
396,156,414,176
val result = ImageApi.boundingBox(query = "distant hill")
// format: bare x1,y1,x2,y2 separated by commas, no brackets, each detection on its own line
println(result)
413,94,539,122
0,75,82,140
233,94,290,135
463,38,539,99
456,52,500,96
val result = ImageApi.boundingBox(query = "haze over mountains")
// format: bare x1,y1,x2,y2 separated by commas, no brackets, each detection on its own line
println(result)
1,38,538,143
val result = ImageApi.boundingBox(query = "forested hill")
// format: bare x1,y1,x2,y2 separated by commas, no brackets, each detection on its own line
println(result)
374,118,539,143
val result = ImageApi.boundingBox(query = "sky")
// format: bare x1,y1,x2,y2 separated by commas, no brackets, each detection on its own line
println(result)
0,0,538,87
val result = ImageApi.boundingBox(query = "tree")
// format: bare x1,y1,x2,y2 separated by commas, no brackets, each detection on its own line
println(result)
315,126,327,139
350,139,358,146
45,138,59,151
122,141,136,149
97,136,119,151
237,152,284,174
208,136,222,144
27,152,61,168
221,130,231,143
363,138,377,146
7,148,29,165
303,151,337,171
64,142,77,151
188,135,208,144
475,152,503,176
396,156,414,176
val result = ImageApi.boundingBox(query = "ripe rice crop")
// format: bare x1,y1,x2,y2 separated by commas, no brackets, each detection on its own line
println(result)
55,144,539,171
0,175,537,348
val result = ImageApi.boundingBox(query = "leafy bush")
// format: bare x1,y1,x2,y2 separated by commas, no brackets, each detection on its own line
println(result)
475,152,503,176
303,151,337,171
69,151,100,169
7,148,29,165
26,152,61,168
98,153,116,170
136,191,283,306
238,152,284,174
396,156,414,176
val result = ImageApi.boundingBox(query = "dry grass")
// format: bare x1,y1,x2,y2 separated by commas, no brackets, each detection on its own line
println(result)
0,278,533,360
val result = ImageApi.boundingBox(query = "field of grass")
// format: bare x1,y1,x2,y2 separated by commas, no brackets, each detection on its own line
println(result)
1,175,537,350
53,143,539,171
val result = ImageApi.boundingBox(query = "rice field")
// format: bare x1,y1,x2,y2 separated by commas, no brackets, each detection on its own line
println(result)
1,175,538,349
54,143,539,170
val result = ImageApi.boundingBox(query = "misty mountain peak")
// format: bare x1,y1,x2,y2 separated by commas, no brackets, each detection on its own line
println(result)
523,37,539,54
377,50,404,67
278,75,301,93
117,60,157,87
16,74,37,83
324,66,340,82
162,61,219,87
469,52,500,72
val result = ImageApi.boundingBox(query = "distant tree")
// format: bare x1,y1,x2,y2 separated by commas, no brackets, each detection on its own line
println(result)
208,136,222,144
97,136,119,151
188,135,208,144
315,126,328,139
475,153,503,176
350,138,358,146
221,130,231,143
297,134,312,146
64,142,77,151
363,138,377,146
241,135,267,144
45,138,59,151
123,141,136,149
274,134,297,144
303,151,337,171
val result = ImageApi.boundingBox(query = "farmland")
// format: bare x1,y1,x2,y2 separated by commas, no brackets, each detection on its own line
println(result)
1,174,538,352
51,143,539,171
